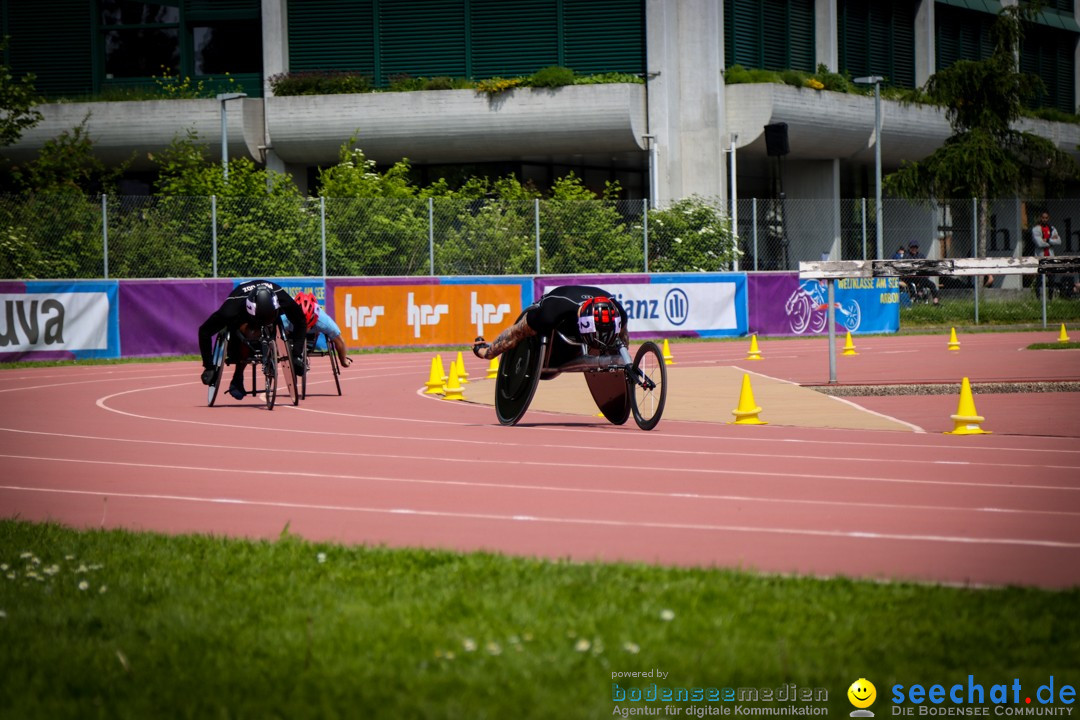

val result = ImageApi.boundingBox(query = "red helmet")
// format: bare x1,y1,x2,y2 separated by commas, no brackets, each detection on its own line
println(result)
577,296,622,351
295,292,319,330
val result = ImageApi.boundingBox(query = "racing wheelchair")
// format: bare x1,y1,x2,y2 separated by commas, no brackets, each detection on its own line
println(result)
493,314,668,431
299,331,342,399
206,321,299,410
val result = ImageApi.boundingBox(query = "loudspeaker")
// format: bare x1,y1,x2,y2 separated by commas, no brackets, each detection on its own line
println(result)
764,123,789,157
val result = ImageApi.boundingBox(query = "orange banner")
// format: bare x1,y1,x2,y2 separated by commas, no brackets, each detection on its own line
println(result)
333,284,522,348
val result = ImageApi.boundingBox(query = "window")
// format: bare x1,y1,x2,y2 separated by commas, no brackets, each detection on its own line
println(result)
100,0,180,78
192,21,261,75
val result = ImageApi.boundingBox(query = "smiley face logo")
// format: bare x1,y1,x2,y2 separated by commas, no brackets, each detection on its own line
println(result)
848,678,877,709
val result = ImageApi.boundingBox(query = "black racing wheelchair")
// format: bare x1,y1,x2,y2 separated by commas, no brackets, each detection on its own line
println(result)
299,331,342,399
493,314,668,431
206,321,299,410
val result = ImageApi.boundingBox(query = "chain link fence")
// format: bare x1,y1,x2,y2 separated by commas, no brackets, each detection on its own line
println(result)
2,194,1078,285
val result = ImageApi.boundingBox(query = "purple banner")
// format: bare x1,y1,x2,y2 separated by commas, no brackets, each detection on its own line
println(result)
119,279,233,357
748,274,801,335
748,273,899,335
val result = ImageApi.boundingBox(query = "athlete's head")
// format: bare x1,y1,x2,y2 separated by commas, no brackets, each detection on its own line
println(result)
577,296,622,351
246,286,279,326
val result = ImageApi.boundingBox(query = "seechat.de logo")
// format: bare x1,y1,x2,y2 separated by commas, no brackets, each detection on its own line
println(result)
849,679,877,718
664,288,689,326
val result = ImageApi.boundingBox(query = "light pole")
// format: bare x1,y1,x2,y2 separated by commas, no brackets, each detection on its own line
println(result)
217,92,247,182
854,76,883,259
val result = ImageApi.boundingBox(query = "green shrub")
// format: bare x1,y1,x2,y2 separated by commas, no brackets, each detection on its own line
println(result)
268,71,373,96
528,65,576,88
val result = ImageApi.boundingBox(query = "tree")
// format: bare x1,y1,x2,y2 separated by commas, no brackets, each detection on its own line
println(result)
883,5,1079,265
0,38,42,148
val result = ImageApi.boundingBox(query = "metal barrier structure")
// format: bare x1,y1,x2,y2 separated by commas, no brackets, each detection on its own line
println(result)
800,256,1080,383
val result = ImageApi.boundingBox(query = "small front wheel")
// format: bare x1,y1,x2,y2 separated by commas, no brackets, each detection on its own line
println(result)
629,341,667,431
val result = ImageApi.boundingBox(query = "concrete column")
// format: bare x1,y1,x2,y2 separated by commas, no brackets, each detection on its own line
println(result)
261,0,288,173
815,0,838,71
914,0,935,87
645,0,726,207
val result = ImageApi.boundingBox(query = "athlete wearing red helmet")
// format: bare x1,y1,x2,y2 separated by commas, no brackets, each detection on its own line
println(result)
472,285,628,360
295,291,320,331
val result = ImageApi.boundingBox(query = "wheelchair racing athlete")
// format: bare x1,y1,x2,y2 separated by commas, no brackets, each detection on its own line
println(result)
283,292,354,369
472,285,630,362
198,280,308,400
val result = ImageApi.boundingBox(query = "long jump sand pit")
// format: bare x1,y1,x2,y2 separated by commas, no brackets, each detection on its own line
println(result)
463,365,917,431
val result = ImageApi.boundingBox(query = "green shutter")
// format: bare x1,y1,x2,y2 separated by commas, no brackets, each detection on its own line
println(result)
288,0,375,74
726,0,814,72
185,0,258,21
4,0,93,98
839,0,914,88
378,0,466,84
1021,26,1077,114
469,0,558,79
562,0,643,74
935,4,994,70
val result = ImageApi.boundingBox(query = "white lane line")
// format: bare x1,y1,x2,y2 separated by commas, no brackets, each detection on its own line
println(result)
86,386,1080,474
2,450,1079,510
4,484,1079,550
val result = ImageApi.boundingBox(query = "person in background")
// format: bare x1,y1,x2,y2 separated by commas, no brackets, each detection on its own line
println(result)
1030,211,1074,299
903,242,940,305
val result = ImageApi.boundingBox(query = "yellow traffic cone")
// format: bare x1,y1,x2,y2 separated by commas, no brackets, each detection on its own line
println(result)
443,359,465,401
729,373,767,425
1059,323,1071,343
944,377,990,435
746,334,762,360
435,354,448,384
947,327,960,351
842,331,858,356
424,356,444,395
455,350,469,383
662,339,675,365
485,355,499,379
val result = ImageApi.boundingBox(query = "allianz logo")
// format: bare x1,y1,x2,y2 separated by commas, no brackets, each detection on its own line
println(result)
612,288,689,325
343,293,384,340
471,292,510,337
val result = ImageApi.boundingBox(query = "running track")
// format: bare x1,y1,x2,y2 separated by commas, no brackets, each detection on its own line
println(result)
1,331,1078,589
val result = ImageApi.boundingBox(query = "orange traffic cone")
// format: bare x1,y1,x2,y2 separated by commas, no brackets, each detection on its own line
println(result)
746,335,762,360
944,377,990,435
662,339,675,365
443,360,465,401
842,331,858,356
424,356,444,395
729,374,767,425
947,327,960,351
1059,323,1070,343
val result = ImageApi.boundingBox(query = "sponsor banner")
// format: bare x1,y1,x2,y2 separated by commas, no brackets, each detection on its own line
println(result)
748,273,899,335
329,279,529,348
535,274,747,337
0,281,120,360
120,279,233,357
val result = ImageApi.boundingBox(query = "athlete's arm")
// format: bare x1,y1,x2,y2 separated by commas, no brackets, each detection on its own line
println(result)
474,318,537,360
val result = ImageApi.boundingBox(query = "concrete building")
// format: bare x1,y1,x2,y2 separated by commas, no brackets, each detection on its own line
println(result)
2,0,1079,274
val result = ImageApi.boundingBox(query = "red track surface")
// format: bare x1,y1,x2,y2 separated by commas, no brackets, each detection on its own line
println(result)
1,331,1078,588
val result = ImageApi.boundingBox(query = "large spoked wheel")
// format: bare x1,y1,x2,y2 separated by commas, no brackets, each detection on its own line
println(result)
494,334,543,426
300,339,309,400
629,341,667,431
329,345,342,396
277,328,299,407
207,329,229,407
263,338,278,411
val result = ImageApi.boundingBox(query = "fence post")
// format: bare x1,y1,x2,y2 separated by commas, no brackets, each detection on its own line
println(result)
211,195,218,278
643,198,649,273
972,197,979,325
429,197,435,276
320,196,327,280
861,198,868,261
535,198,541,275
752,197,759,271
100,195,108,280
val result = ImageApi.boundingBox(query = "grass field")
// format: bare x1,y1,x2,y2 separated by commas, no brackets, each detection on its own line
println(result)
1,520,1078,719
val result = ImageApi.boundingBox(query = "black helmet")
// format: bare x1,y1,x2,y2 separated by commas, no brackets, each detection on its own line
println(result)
577,296,622,351
246,287,279,325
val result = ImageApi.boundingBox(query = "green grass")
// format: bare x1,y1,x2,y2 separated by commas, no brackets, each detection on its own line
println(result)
901,297,1080,328
1027,342,1080,350
1,520,1077,719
